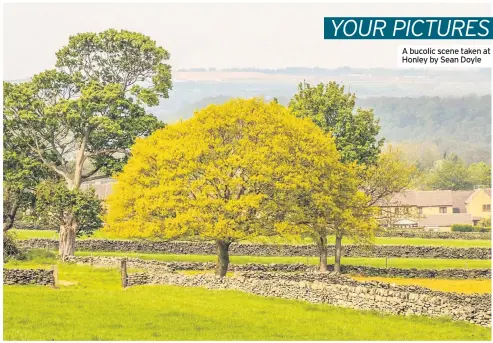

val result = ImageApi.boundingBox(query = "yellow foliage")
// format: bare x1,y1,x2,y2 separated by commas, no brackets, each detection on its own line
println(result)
105,98,348,243
352,276,491,294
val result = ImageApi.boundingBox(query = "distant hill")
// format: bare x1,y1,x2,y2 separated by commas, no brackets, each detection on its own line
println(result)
358,95,491,164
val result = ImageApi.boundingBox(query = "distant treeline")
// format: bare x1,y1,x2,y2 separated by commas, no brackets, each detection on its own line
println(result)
358,95,491,164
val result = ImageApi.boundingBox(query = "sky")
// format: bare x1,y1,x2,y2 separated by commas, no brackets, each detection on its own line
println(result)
3,2,491,80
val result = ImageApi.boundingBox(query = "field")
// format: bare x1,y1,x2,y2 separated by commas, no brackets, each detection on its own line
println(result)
5,231,492,340
3,259,491,341
10,229,492,248
352,276,491,294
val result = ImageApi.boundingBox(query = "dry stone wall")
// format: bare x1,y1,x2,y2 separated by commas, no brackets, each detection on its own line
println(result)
377,230,491,240
21,239,491,259
3,268,55,286
65,256,491,279
62,256,491,326
127,271,491,327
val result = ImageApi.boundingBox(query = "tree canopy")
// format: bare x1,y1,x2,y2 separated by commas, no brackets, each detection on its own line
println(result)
289,81,384,165
3,29,171,256
105,98,352,275
3,130,53,231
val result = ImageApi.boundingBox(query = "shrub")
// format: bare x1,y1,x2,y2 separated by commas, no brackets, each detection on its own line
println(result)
451,224,491,232
3,232,24,260
451,224,474,232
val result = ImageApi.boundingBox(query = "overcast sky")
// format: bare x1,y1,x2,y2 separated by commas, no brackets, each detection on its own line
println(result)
3,2,491,80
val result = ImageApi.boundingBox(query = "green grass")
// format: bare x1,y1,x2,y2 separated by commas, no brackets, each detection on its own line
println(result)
3,261,491,340
75,250,492,269
11,229,492,247
10,229,114,240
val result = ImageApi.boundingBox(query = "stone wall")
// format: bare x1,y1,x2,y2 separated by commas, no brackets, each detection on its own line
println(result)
64,256,491,279
377,230,491,240
3,268,55,286
21,238,491,259
127,271,491,327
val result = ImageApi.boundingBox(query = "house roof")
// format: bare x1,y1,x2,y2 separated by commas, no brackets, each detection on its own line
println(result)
384,190,453,207
465,188,492,204
80,178,116,200
383,189,491,209
451,190,474,213
417,213,473,227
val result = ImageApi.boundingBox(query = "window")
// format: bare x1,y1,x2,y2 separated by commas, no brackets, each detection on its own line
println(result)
483,204,491,212
439,207,447,213
418,207,423,215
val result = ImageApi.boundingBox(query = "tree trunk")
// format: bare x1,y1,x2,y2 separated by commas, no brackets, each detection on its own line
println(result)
59,137,87,258
3,201,19,232
3,219,14,232
59,215,77,258
215,240,231,277
317,235,328,272
334,234,343,273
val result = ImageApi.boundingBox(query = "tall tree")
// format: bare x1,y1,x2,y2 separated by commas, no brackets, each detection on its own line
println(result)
105,98,345,276
3,30,171,256
289,81,384,272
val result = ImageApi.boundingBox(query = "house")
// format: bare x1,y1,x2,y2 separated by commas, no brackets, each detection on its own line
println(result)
465,188,491,219
380,190,456,216
380,188,491,230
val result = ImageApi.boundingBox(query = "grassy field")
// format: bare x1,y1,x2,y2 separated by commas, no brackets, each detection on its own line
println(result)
3,260,491,340
352,276,492,294
74,250,492,269
10,229,492,247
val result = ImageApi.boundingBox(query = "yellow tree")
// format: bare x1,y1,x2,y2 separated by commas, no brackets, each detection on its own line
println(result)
105,98,345,276
329,148,415,273
275,161,375,272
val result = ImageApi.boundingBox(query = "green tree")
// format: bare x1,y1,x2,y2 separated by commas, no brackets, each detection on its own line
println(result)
329,147,416,273
105,98,346,276
426,154,473,190
35,182,104,242
3,29,171,256
289,81,385,272
467,162,491,188
3,127,54,231
289,81,384,165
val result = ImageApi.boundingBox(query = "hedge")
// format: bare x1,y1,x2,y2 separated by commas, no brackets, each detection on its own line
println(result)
451,224,491,233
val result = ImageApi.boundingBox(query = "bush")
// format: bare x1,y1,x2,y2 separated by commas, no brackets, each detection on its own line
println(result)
451,224,474,232
451,224,491,232
24,248,56,260
3,232,24,260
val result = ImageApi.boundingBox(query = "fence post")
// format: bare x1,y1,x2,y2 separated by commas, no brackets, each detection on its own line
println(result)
52,265,58,288
121,258,127,288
